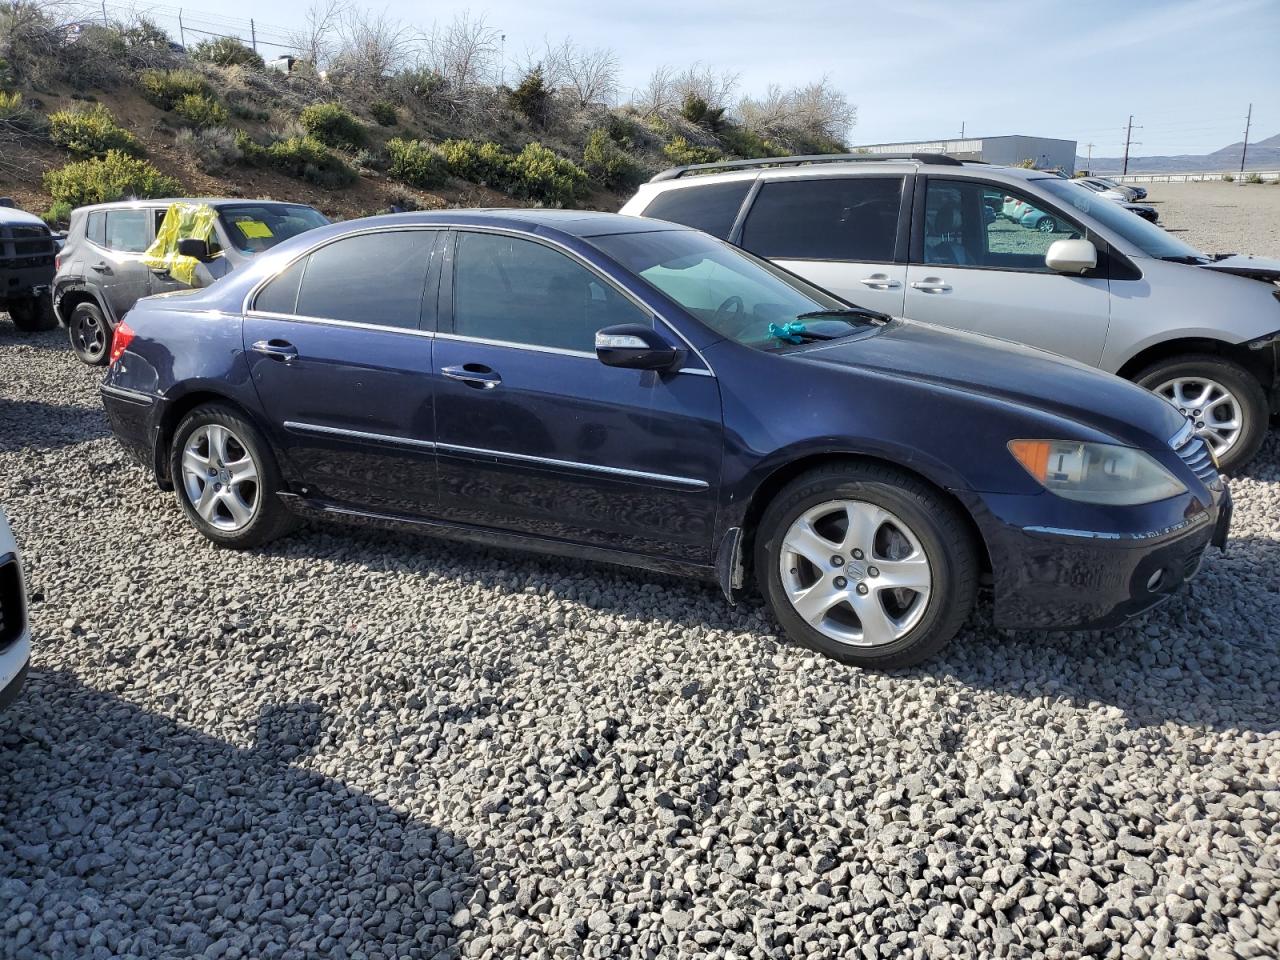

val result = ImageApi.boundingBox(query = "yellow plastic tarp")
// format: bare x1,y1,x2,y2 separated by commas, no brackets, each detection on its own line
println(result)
142,202,218,286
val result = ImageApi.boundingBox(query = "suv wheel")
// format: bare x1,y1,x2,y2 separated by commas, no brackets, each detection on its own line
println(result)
755,462,979,669
1036,216,1057,233
68,301,111,365
1135,355,1268,474
170,405,299,548
7,296,57,332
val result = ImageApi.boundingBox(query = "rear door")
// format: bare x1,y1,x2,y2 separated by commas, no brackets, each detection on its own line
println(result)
735,175,909,316
903,177,1111,364
85,208,152,320
243,228,445,515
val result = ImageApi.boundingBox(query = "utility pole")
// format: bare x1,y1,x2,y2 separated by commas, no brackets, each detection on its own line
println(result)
250,18,257,53
178,10,186,50
1122,115,1141,175
1086,142,1094,174
960,121,965,139
100,0,108,26
1240,102,1252,175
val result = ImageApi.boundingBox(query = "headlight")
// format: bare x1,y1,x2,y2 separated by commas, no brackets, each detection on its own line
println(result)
1008,440,1186,505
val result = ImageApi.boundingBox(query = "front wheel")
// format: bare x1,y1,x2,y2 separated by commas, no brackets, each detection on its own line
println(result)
1036,216,1057,233
170,405,299,548
1135,354,1268,474
755,462,979,669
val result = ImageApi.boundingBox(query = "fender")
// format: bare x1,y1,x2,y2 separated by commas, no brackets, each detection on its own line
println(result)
52,282,114,326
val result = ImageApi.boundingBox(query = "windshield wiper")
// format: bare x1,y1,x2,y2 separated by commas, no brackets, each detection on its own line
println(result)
1159,254,1209,264
766,321,837,344
795,307,891,324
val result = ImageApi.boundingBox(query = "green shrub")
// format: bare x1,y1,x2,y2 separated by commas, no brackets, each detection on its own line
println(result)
507,142,588,206
43,151,180,207
0,90,43,135
1223,173,1235,182
386,138,448,188
192,37,264,69
0,90,21,114
233,130,269,165
175,127,241,173
266,135,356,187
172,93,228,130
718,124,787,160
663,136,722,166
437,139,511,186
139,69,213,110
299,101,366,149
370,100,398,126
509,66,551,124
42,201,73,227
48,103,142,156
1246,172,1263,184
680,94,726,132
582,128,642,190
231,103,270,123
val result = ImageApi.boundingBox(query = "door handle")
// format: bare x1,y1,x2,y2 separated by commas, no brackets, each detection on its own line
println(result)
859,274,901,289
910,278,952,293
442,364,502,389
251,339,299,362
90,262,111,273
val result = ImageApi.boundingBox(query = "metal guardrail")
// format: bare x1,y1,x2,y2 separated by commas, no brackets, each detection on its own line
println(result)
1110,171,1280,184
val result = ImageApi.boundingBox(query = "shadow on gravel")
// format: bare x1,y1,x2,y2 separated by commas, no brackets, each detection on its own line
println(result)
0,671,477,960
0,325,67,353
0,399,111,452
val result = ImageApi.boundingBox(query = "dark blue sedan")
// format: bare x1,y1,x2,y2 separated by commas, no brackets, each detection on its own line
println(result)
99,210,1230,668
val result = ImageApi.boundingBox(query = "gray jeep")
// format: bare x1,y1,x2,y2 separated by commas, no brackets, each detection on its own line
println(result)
0,202,58,332
53,198,328,364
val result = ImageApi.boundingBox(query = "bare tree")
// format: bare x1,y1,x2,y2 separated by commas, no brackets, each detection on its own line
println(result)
329,6,419,86
543,38,619,108
633,65,676,116
738,77,855,146
287,0,348,70
424,12,500,90
672,63,739,113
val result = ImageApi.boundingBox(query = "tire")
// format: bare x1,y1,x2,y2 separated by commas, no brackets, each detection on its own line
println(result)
1134,354,1268,474
68,301,111,366
7,296,57,332
169,404,299,549
1036,216,1057,233
754,462,979,669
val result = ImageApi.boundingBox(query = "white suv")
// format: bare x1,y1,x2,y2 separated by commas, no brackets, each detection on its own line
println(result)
621,153,1280,472
0,508,30,710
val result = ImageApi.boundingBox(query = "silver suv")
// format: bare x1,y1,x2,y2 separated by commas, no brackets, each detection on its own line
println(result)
621,154,1280,472
53,198,328,365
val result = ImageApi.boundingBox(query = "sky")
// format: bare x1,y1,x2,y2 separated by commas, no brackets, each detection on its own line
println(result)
96,0,1279,158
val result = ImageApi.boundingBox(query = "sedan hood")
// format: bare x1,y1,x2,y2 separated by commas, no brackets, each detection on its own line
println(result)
799,319,1185,446
1201,254,1280,284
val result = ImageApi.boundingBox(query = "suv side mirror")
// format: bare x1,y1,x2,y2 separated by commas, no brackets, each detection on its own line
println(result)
177,238,211,261
595,323,681,371
1045,238,1097,275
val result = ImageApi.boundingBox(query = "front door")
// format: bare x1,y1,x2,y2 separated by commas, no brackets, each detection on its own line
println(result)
736,175,909,316
243,228,444,515
903,178,1111,365
432,229,723,563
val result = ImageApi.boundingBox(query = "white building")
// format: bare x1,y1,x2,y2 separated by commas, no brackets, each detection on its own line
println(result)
851,135,1078,173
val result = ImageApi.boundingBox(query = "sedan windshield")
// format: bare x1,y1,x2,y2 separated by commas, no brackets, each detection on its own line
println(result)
1037,179,1206,261
216,203,330,255
591,229,883,349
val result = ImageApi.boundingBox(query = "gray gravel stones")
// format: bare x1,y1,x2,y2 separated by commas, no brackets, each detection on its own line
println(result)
2,304,1279,959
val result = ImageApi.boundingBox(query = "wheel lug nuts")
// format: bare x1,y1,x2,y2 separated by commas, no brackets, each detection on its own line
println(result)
867,566,879,577
833,576,848,589
856,583,869,595
851,549,864,560
831,555,844,567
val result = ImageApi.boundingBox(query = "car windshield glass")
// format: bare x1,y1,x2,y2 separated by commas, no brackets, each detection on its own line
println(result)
216,204,330,255
591,229,881,350
1037,179,1206,260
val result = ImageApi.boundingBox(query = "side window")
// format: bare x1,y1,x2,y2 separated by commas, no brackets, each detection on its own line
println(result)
292,230,435,329
254,258,307,315
86,211,106,247
740,177,903,262
641,181,751,239
103,210,149,253
452,232,650,352
922,180,1080,270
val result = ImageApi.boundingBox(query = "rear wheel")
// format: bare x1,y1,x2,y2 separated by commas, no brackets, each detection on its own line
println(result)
1036,215,1057,233
755,462,979,669
170,405,298,548
7,296,57,332
1135,354,1267,474
68,301,110,365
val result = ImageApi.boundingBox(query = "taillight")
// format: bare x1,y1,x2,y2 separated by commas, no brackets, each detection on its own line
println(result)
55,253,62,271
109,320,135,365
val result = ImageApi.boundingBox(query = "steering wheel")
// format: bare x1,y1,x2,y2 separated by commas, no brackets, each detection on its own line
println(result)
713,295,746,330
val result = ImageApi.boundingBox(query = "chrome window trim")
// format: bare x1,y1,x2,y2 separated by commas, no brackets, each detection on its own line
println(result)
246,310,436,339
434,330,596,359
282,421,710,488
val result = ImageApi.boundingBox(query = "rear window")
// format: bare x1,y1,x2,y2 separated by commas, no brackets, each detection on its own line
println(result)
740,177,903,262
641,180,752,239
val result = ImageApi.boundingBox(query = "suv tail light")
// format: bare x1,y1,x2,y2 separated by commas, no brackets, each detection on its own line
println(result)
55,252,62,271
109,320,135,365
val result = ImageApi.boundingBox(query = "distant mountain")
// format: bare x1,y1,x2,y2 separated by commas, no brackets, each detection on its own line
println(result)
1078,132,1280,174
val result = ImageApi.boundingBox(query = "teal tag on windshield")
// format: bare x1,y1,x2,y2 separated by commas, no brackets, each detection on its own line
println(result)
767,321,807,344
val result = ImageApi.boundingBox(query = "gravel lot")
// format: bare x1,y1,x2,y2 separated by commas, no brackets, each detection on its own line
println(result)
2,187,1279,960
1142,181,1280,258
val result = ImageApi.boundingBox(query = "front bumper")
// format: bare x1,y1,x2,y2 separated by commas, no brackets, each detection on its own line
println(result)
963,486,1229,631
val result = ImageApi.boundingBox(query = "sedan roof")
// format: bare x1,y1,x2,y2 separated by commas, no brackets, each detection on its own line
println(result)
352,209,688,238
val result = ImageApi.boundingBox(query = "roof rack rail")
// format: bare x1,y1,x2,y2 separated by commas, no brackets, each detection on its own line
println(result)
649,151,964,182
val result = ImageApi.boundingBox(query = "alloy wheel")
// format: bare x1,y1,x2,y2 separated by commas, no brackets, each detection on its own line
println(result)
1037,216,1056,233
180,424,261,532
1154,376,1242,459
778,500,932,648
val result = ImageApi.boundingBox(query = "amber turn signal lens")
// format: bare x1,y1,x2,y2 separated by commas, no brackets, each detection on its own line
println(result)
1008,439,1052,482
